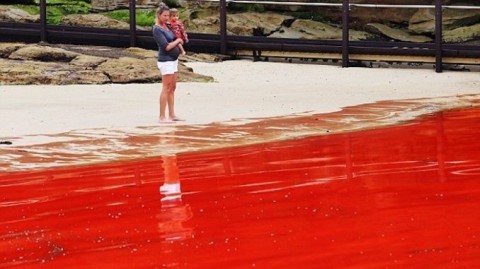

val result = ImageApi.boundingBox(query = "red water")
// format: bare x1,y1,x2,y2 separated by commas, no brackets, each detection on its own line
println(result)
1,108,480,268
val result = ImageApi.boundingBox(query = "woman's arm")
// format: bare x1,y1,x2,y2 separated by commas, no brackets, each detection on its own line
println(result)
165,38,184,51
153,27,183,52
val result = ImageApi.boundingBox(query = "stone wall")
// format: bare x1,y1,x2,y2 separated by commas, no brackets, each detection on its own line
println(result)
91,0,162,11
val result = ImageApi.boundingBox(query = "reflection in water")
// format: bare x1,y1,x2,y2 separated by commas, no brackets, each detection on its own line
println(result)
0,107,480,268
159,155,181,199
157,155,193,242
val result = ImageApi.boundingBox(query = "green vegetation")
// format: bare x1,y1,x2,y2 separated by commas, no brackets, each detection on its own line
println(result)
46,1,91,24
103,9,158,27
7,0,91,24
10,4,39,15
3,0,35,4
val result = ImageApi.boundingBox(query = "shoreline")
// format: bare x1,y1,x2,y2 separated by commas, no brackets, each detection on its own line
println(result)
1,60,480,170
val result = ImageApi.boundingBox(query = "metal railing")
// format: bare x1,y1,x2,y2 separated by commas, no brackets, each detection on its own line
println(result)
1,0,479,72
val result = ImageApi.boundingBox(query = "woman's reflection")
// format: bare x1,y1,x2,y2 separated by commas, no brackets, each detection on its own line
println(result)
157,154,193,241
159,154,181,198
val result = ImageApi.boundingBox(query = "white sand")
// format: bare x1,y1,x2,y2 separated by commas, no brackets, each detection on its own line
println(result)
1,60,479,138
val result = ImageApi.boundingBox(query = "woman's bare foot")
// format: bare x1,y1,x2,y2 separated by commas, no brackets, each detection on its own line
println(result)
159,117,174,123
170,116,185,121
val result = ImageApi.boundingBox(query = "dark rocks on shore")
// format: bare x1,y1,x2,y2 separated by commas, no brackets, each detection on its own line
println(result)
0,42,217,85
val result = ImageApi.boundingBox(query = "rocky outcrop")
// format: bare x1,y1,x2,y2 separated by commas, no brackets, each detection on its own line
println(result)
0,42,24,58
228,12,292,36
0,43,214,85
271,19,372,41
188,12,293,36
0,58,111,84
409,8,480,34
0,6,38,23
443,23,480,43
188,12,372,40
9,45,79,62
61,14,147,30
366,23,432,43
96,57,160,83
70,55,108,69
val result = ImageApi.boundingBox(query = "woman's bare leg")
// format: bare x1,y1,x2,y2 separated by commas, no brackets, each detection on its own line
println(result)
159,74,175,122
169,73,183,121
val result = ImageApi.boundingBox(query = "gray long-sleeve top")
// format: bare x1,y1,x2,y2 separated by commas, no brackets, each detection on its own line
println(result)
152,24,180,62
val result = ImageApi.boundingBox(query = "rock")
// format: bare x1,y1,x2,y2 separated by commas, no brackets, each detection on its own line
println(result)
64,69,112,84
227,12,293,36
0,58,110,85
180,53,225,63
9,44,80,62
124,47,157,59
409,8,480,34
271,19,372,41
96,57,160,83
310,6,416,28
444,23,480,43
177,64,214,82
70,55,108,69
349,7,417,26
0,42,26,58
189,12,293,36
0,6,39,23
61,14,146,30
188,15,220,34
366,23,432,43
0,43,214,85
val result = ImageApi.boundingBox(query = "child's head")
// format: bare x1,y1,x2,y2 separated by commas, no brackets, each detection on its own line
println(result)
170,8,179,21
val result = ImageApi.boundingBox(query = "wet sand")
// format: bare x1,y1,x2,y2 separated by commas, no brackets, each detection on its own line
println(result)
1,60,479,171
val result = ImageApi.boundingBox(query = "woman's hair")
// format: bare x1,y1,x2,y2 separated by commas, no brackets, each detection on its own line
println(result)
155,5,169,24
156,5,170,16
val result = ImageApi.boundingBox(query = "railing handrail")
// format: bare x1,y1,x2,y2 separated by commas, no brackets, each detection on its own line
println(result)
207,0,480,9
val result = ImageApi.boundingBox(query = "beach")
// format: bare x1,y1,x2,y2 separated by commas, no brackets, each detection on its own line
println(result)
1,60,479,169
2,60,479,136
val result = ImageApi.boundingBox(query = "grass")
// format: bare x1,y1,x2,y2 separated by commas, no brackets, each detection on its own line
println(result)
103,9,158,27
8,4,39,15
7,0,91,24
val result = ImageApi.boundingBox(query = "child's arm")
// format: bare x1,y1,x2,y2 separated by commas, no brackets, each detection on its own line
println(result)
178,21,189,43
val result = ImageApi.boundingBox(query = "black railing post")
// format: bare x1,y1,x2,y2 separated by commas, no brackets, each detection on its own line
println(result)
342,0,350,67
39,0,47,42
129,0,137,47
219,0,228,54
435,0,443,73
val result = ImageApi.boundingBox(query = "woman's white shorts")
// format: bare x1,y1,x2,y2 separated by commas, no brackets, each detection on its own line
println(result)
157,60,178,75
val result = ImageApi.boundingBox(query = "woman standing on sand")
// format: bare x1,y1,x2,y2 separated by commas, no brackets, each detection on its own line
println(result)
153,5,184,122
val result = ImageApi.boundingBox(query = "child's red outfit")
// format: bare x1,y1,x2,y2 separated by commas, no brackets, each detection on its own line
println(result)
169,20,188,43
